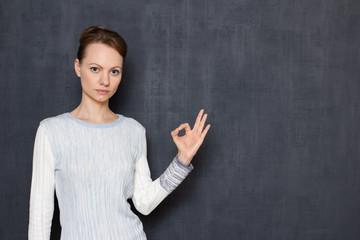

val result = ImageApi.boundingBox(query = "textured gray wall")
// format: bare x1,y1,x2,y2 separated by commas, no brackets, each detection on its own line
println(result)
1,0,360,239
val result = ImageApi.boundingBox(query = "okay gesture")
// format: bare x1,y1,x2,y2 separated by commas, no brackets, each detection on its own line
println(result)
171,109,211,166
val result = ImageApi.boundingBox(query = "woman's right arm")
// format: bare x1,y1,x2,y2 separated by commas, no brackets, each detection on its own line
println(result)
28,125,55,240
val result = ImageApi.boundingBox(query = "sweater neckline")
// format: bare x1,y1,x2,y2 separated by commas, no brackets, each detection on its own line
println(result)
64,112,124,128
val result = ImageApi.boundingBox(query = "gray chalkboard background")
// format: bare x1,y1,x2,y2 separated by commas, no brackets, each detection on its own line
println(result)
1,0,360,239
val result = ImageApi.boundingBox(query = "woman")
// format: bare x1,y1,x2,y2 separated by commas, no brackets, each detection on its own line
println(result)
28,26,210,239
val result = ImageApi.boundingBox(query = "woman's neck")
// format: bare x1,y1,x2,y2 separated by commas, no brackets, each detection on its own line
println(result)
70,96,118,124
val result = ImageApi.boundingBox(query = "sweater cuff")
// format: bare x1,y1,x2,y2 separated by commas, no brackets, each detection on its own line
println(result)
160,156,194,193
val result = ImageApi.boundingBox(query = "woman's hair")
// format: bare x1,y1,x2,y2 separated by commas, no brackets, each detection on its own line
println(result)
77,25,127,62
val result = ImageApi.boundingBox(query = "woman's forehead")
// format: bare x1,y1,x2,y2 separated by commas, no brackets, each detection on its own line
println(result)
82,43,123,66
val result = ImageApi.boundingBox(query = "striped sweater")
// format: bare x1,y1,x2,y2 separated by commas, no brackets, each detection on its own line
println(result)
28,113,193,240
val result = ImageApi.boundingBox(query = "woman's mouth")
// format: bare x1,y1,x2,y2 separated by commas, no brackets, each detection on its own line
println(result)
96,89,109,94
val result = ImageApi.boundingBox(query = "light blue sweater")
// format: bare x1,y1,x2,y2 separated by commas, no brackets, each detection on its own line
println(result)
28,113,193,240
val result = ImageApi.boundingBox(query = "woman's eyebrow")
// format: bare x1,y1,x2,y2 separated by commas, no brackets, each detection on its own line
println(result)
88,63,101,66
88,63,122,69
112,66,123,69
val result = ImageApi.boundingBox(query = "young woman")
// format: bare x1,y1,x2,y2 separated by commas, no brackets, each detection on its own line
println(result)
28,26,210,240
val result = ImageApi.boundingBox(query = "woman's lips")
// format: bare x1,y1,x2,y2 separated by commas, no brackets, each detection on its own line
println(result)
96,89,109,94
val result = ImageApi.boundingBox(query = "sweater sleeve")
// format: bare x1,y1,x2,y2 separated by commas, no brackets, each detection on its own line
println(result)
28,125,55,240
132,136,193,215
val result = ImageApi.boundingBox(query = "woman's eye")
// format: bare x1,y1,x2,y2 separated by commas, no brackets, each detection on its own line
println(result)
111,70,120,75
90,67,99,72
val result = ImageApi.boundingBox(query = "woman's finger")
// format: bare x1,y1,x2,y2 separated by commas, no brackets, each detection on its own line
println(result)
178,123,191,132
201,124,211,139
197,113,208,133
171,127,180,137
193,109,204,130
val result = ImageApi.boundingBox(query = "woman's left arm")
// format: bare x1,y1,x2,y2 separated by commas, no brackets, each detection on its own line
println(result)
132,138,170,215
132,110,210,215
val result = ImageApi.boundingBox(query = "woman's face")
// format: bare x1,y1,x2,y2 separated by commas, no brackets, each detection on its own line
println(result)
74,43,124,104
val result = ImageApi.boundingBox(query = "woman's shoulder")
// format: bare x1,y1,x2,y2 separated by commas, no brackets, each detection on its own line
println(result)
120,115,145,131
39,113,69,127
35,113,70,140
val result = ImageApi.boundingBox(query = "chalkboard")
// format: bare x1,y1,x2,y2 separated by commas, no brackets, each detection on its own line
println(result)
1,0,360,239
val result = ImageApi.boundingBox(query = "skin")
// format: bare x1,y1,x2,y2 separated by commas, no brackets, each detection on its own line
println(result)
172,109,211,166
71,42,210,166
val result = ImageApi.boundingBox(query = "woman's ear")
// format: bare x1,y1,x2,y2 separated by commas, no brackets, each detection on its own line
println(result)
74,59,81,77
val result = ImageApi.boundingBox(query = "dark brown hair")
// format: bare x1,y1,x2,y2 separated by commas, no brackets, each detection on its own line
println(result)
77,25,127,62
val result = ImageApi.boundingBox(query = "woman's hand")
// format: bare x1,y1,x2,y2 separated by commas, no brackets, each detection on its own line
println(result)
171,109,211,166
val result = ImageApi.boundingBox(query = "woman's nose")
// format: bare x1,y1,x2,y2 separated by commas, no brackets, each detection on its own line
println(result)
100,73,110,86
